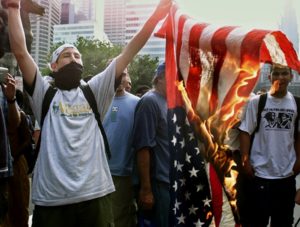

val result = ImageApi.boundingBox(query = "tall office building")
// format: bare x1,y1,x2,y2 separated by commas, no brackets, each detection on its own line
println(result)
54,0,108,45
30,0,61,69
53,21,108,44
104,0,165,61
75,0,96,21
104,0,126,45
279,0,299,54
61,0,75,24
125,0,165,62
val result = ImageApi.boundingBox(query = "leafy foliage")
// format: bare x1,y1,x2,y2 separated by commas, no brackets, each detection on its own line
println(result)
128,54,159,93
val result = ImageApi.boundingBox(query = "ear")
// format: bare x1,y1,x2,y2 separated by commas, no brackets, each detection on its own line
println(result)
50,62,58,72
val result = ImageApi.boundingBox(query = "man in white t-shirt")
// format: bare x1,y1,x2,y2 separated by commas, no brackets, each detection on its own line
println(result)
6,0,171,226
239,64,300,227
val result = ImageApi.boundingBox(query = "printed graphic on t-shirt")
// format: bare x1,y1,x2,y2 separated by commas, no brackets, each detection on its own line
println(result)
52,101,93,117
263,108,294,130
110,106,118,122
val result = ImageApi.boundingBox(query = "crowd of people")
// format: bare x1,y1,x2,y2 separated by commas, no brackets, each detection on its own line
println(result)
1,0,300,226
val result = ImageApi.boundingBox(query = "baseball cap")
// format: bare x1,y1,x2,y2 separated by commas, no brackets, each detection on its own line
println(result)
154,62,165,78
50,43,79,64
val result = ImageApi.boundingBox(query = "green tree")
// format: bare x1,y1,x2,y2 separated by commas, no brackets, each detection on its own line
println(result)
41,37,122,78
128,54,159,93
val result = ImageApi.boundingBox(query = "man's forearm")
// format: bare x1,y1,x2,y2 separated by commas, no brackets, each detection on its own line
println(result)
7,2,37,87
137,147,152,191
7,6,27,58
7,102,20,130
239,131,251,163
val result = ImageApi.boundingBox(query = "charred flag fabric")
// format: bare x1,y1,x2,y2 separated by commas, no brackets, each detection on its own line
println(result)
156,3,300,227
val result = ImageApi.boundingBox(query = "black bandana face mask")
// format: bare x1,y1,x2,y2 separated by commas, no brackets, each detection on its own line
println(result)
52,62,83,90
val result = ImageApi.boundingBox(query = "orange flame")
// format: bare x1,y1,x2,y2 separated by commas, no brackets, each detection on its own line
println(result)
176,56,260,214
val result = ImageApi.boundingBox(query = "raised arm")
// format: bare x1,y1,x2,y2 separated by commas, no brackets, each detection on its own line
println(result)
1,74,21,129
7,0,37,87
115,0,171,79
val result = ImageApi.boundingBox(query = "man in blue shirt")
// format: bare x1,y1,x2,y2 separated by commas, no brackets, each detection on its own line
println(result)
133,63,170,227
103,72,140,227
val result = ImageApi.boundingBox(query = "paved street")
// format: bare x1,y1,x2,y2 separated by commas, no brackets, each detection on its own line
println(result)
27,175,300,226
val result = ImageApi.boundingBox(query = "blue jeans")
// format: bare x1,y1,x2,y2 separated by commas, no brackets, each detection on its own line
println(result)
152,180,170,227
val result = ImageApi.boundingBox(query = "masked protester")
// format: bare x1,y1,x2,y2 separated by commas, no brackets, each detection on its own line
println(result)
6,0,172,226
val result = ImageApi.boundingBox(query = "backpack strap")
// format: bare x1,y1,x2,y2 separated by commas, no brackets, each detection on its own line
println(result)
80,84,111,159
294,96,300,140
33,86,57,164
254,93,267,133
249,93,267,153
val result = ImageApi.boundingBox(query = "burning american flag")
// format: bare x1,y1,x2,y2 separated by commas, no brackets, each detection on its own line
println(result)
156,3,300,227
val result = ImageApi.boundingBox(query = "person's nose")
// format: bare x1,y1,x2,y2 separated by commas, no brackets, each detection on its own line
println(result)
70,54,77,62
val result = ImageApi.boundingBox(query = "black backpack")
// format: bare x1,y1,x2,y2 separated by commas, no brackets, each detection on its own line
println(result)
26,84,111,174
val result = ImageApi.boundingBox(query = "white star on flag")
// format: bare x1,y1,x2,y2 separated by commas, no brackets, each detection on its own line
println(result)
185,153,191,163
185,192,191,200
188,132,195,141
189,205,199,215
185,117,190,126
180,139,185,148
171,136,177,146
189,167,199,177
176,125,181,134
172,114,177,123
177,162,183,172
175,199,182,210
194,147,200,155
177,213,186,224
194,219,205,227
179,178,186,186
173,181,178,192
174,160,177,168
202,197,212,207
196,184,204,192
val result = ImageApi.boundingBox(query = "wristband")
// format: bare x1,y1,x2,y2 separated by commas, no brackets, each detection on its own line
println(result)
7,2,20,9
7,97,16,103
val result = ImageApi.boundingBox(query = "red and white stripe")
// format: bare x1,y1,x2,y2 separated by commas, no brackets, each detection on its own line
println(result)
161,4,300,124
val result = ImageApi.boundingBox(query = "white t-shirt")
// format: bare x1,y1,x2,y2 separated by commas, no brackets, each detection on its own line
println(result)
239,92,299,179
28,60,116,206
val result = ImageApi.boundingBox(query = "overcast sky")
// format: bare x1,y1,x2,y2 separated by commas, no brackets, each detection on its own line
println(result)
72,0,299,31
177,0,299,30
